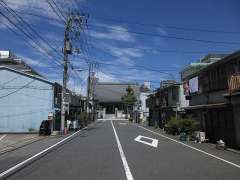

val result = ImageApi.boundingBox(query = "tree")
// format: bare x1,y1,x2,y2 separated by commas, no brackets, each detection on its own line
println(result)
121,85,137,119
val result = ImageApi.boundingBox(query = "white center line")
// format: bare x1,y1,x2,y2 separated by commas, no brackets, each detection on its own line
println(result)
111,120,134,180
136,124,240,169
0,134,7,141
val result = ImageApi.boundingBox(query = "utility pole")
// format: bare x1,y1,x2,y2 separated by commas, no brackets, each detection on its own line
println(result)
86,64,90,111
61,16,72,134
86,63,92,120
91,70,96,121
86,63,98,121
61,13,88,134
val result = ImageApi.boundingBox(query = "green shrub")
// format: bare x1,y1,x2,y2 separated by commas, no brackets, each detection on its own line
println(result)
179,118,200,135
80,112,88,126
165,116,200,135
165,117,180,135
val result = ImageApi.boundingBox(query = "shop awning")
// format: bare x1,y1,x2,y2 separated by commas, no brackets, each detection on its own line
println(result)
183,102,228,110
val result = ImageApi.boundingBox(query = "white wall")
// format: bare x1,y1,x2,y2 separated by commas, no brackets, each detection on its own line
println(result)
139,92,152,119
179,84,189,108
0,69,54,132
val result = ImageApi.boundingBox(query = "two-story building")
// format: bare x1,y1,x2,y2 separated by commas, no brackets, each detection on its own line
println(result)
147,80,189,128
183,50,240,148
146,92,158,126
138,82,152,123
0,51,84,133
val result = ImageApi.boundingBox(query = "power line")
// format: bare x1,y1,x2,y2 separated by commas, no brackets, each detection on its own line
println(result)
0,79,35,99
100,69,175,80
77,56,180,72
0,8,63,68
89,24,240,45
0,20,60,71
45,0,66,24
8,1,239,35
97,70,160,90
15,10,62,23
92,15,240,35
10,8,240,46
90,42,233,55
1,1,87,95
0,76,20,87
5,1,240,36
0,1,64,61
0,19,62,69
83,24,237,55
50,0,67,20
0,86,52,90
11,8,239,51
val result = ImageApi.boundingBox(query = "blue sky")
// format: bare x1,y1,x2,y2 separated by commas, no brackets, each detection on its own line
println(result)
0,0,240,95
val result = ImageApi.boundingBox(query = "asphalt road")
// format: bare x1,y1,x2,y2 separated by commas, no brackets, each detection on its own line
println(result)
2,120,240,180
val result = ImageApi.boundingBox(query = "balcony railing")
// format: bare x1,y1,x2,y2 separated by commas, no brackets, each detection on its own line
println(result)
228,73,240,93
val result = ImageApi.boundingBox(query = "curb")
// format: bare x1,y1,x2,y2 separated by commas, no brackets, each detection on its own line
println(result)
227,148,240,155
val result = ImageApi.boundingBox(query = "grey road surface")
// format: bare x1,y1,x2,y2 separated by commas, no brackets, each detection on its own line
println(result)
2,120,240,180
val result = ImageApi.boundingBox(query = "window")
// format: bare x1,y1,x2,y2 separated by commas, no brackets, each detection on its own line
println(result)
189,76,198,93
172,87,178,101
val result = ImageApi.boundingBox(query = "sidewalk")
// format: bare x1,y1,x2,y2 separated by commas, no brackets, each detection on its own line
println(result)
0,134,68,174
138,123,240,165
0,134,46,155
0,123,96,176
0,122,96,156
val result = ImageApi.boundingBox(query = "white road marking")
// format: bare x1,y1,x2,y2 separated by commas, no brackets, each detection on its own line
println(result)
99,118,128,121
98,119,106,122
134,135,158,148
0,129,86,178
119,122,127,125
0,134,7,141
111,120,134,180
136,124,240,169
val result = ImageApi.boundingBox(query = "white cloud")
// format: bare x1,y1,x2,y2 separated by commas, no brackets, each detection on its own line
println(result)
17,54,47,67
115,56,135,66
156,27,167,35
93,42,144,66
4,0,55,19
96,71,117,82
68,78,86,95
1,0,86,28
108,46,143,58
89,22,134,42
64,70,118,96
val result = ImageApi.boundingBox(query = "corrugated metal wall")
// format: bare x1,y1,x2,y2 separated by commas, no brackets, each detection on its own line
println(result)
0,69,54,132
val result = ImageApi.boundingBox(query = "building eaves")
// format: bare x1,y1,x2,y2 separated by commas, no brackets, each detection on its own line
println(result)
0,66,54,85
184,50,240,80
